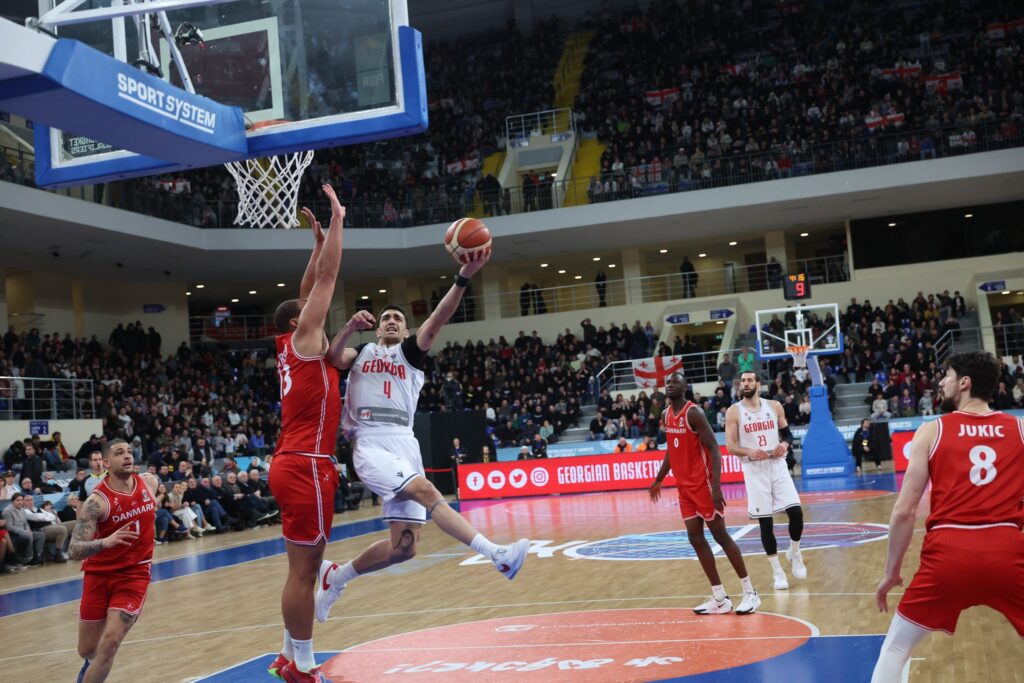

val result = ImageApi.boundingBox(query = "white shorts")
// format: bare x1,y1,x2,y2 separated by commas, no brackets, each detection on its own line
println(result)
352,432,426,524
741,458,801,518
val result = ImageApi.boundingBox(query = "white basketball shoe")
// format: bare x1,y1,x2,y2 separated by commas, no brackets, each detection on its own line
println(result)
773,567,790,590
493,538,530,580
735,590,762,615
787,546,807,580
314,560,345,623
692,595,733,615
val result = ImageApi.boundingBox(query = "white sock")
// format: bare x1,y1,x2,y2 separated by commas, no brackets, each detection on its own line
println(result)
281,629,294,659
332,560,359,585
740,576,754,593
790,540,801,553
292,637,316,673
470,533,501,561
871,613,931,683
768,554,783,572
711,584,727,601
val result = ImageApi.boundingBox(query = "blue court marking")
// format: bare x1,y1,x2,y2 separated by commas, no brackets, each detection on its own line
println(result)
194,636,884,682
0,514,404,618
794,472,898,494
566,522,889,561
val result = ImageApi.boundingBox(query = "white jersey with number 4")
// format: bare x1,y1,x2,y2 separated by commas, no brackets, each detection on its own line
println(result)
342,341,425,437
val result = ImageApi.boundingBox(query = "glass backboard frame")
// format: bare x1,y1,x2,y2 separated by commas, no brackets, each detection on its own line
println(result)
754,302,844,360
33,0,427,188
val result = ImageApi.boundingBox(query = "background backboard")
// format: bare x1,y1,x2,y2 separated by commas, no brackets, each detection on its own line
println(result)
755,303,843,360
33,0,427,187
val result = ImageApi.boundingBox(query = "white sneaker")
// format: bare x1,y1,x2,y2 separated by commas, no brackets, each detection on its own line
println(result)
787,547,807,579
773,569,789,590
735,590,761,615
314,560,345,623
493,538,530,580
692,596,733,614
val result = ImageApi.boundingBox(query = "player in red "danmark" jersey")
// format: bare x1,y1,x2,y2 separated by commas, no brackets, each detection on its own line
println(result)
872,351,1024,682
70,438,158,683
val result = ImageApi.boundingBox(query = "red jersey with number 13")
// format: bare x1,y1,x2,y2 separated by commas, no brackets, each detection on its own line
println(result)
275,332,341,458
926,410,1024,531
664,401,710,489
83,474,156,573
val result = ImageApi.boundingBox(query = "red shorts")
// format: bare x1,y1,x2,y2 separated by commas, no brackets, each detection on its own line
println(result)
269,454,339,545
676,482,721,522
898,526,1024,636
80,563,152,622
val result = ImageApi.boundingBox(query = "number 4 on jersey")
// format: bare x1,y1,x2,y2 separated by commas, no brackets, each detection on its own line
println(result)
384,380,392,399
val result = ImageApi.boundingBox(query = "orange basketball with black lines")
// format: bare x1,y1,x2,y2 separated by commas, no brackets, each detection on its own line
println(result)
444,217,492,262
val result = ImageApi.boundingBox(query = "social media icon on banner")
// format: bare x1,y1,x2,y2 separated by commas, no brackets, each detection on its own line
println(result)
487,470,506,489
530,468,549,487
466,472,484,492
509,469,527,489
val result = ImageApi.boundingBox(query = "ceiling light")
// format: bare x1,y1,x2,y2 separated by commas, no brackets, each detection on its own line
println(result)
558,269,566,274
1002,291,1010,295
195,284,205,289
716,320,724,325
608,264,617,268
728,241,737,246
186,291,191,296
1017,291,1024,295
574,275,582,280
248,290,257,295
964,213,973,218
440,275,447,279
540,263,549,268
361,295,369,300
888,222,896,227
277,282,285,287
698,253,707,258
230,298,238,303
592,256,601,261
800,232,809,237
379,289,387,293
659,249,668,254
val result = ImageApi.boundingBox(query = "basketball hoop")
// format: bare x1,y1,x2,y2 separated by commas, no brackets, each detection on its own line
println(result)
787,345,810,368
224,121,314,229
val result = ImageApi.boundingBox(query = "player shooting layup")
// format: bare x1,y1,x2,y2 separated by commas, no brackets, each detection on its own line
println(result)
267,185,347,683
649,372,761,615
872,351,1023,681
726,370,806,591
313,247,530,623
71,439,158,683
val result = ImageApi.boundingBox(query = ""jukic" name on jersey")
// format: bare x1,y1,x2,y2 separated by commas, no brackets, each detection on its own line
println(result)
957,424,1005,437
361,359,407,379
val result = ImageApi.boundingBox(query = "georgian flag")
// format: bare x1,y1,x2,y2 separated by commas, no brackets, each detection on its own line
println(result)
632,355,684,389
644,87,681,108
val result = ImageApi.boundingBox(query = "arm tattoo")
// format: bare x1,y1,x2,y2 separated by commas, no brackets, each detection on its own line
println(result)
68,498,105,560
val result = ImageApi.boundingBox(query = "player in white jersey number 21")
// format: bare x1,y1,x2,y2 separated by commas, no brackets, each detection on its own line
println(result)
313,248,529,623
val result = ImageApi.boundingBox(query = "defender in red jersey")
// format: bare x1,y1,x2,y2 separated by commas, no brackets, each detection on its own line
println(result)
266,185,355,683
70,438,158,683
649,372,761,616
872,352,1024,682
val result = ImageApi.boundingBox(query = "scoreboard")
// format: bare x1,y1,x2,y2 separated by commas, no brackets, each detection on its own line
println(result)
783,272,811,300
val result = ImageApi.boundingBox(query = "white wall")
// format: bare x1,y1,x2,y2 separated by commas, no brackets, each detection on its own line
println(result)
0,419,103,456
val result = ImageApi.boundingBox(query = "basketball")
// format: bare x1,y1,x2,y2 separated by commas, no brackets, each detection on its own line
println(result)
445,217,492,262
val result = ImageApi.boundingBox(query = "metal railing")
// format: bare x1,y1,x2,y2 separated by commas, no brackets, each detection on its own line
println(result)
506,107,575,142
189,255,848,342
596,348,742,394
0,143,93,201
0,376,96,420
935,323,1024,367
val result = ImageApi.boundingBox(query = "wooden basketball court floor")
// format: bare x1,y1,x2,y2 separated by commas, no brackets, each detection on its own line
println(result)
1,471,1021,682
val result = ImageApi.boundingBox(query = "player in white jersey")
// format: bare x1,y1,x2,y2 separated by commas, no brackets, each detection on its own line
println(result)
725,371,806,590
312,249,529,623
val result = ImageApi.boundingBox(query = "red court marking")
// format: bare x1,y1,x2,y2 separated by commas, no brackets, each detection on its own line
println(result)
322,608,814,681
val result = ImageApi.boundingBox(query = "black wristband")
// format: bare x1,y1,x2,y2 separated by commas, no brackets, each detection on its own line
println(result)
454,274,470,288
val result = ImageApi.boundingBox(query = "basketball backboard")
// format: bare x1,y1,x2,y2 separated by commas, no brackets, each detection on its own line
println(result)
754,303,843,360
31,0,427,187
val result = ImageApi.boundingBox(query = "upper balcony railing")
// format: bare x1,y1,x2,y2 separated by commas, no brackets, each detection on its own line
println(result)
3,119,1020,230
189,254,848,343
0,376,96,420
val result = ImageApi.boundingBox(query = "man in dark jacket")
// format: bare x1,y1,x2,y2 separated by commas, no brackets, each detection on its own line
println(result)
851,419,883,473
20,441,44,491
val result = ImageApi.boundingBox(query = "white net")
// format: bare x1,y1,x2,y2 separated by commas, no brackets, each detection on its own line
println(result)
224,151,315,228
788,345,810,368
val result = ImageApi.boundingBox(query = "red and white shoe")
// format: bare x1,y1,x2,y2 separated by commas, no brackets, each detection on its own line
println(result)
267,653,291,680
279,660,331,682
315,560,345,623
493,538,530,580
